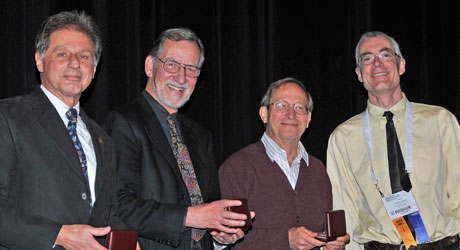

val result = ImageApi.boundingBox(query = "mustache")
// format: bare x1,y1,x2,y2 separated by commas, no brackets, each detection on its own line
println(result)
165,80,188,90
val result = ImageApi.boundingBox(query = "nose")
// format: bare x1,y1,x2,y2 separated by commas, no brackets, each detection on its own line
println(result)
372,55,382,66
68,54,80,68
286,105,296,119
174,66,187,84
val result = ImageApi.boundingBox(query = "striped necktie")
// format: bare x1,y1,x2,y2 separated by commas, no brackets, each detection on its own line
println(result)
66,108,93,213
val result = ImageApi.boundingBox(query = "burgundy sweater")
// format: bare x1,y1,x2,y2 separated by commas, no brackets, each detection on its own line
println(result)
219,141,332,250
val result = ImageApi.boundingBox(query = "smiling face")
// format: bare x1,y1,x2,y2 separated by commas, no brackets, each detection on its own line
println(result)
35,29,96,107
259,82,312,148
144,39,201,114
355,36,406,103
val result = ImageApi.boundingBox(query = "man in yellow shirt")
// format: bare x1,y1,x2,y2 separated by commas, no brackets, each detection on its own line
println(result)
327,31,460,249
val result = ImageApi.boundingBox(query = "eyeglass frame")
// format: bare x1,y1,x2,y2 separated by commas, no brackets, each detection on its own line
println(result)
268,100,309,115
357,49,401,66
157,57,201,78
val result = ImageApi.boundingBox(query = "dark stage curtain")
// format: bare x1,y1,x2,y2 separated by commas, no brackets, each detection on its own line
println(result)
1,0,459,164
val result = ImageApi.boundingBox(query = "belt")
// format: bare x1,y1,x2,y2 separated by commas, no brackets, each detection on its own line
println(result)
364,235,459,250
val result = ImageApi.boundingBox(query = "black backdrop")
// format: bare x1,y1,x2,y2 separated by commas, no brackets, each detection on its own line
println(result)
1,0,459,165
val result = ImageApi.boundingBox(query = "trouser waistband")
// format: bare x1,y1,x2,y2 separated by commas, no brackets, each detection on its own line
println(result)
364,235,459,250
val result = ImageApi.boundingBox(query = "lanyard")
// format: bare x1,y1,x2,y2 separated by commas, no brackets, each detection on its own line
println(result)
362,101,430,246
362,101,414,195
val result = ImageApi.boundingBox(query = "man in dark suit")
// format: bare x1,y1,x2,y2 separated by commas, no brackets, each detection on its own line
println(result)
0,11,131,250
103,28,253,250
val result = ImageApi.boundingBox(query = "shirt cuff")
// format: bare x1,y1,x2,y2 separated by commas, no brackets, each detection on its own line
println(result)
213,241,228,250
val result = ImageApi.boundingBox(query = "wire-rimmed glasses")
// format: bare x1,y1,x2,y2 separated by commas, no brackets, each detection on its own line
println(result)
358,49,401,65
269,100,308,115
157,58,201,78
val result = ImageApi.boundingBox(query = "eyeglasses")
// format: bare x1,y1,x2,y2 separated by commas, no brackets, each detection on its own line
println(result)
157,58,201,78
358,49,401,65
269,101,308,115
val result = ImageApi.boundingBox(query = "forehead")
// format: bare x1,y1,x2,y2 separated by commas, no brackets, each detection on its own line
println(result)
48,29,94,51
161,39,200,64
359,36,392,54
272,83,308,102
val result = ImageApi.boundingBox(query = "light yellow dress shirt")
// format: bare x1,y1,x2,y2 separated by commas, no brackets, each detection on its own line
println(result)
327,93,460,249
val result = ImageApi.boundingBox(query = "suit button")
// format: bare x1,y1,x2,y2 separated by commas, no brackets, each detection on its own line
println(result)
81,193,88,200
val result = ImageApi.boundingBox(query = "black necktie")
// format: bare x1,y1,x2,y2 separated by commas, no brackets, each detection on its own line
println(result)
384,111,412,193
384,111,416,241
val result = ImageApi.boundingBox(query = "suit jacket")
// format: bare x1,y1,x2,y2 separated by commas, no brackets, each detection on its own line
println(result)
103,93,220,250
0,87,125,250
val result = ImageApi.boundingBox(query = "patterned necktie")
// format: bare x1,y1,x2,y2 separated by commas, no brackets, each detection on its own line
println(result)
383,111,412,193
167,115,205,241
66,108,93,213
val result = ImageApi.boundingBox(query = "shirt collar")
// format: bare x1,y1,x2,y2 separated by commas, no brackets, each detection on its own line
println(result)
261,132,309,166
142,90,173,120
40,84,80,125
367,93,407,123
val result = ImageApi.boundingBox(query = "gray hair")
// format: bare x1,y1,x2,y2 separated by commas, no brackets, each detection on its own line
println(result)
149,27,205,67
355,31,403,71
35,10,102,65
260,77,313,112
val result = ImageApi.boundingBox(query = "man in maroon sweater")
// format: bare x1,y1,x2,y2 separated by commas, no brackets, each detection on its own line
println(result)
219,77,350,250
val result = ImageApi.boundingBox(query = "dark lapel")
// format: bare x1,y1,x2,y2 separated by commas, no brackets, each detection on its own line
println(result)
177,115,203,171
178,115,209,199
79,109,106,193
136,96,183,178
30,88,88,182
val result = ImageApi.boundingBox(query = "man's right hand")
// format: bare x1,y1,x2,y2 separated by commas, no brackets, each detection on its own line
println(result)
54,224,111,250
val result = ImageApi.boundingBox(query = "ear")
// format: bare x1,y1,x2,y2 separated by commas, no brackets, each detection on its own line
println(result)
305,111,312,128
259,106,268,124
35,52,44,73
355,67,363,82
398,58,406,75
145,55,154,77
